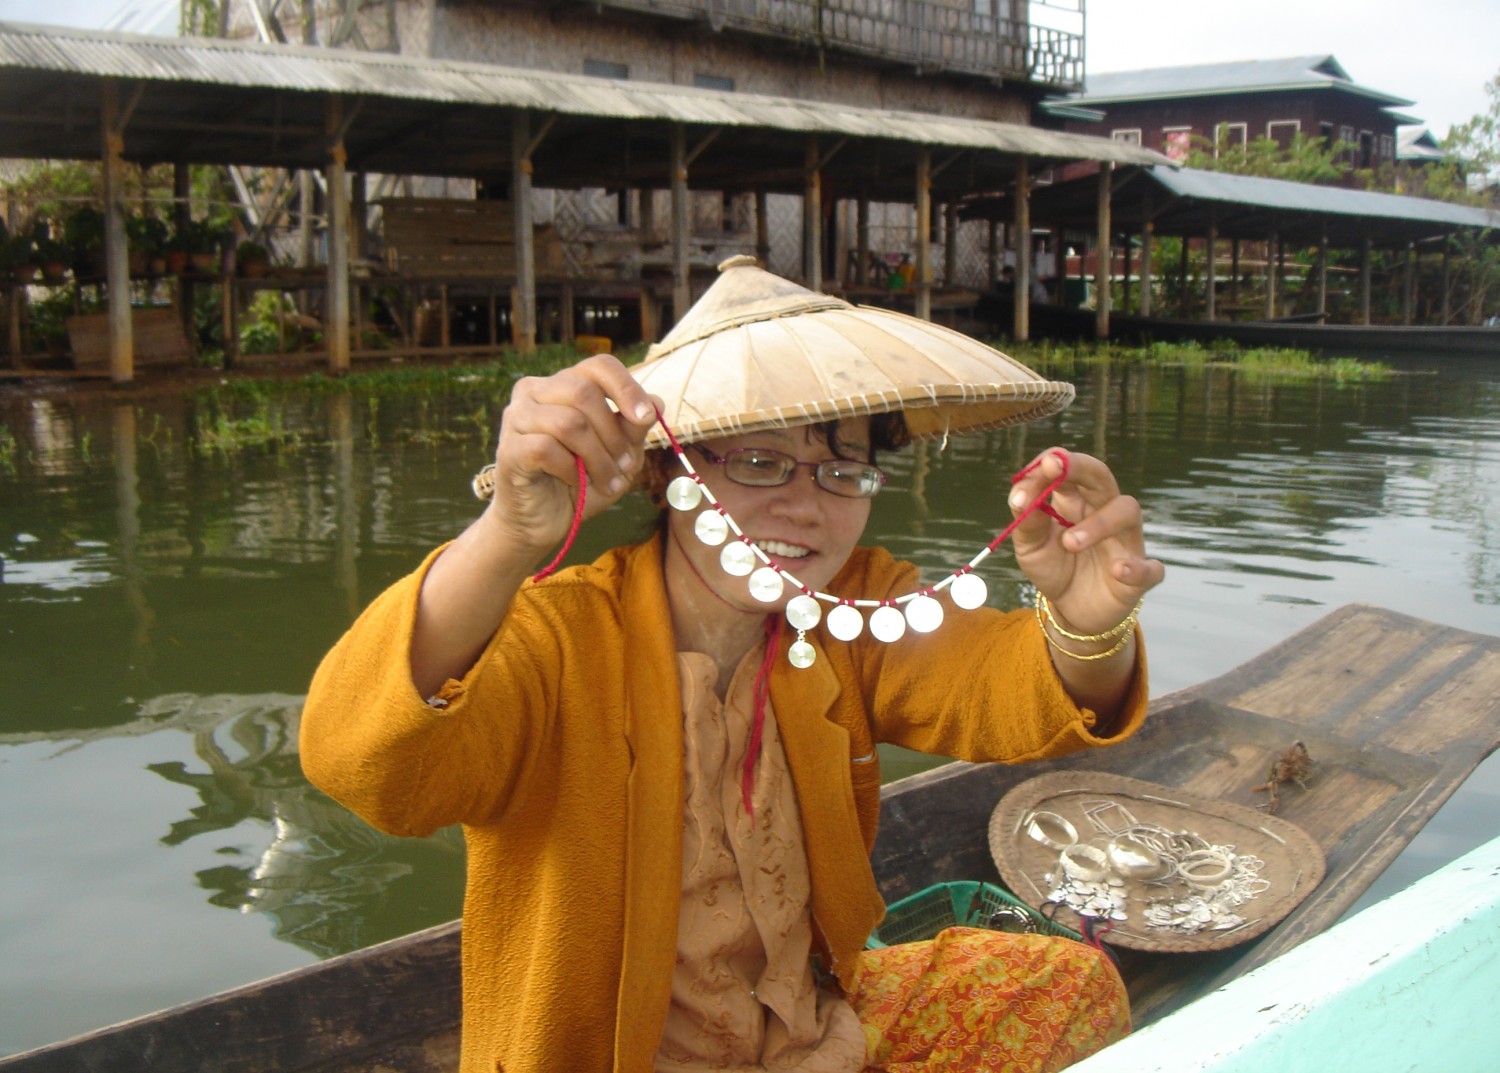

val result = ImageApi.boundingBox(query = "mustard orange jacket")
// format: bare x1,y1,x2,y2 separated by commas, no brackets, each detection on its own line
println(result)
299,533,1147,1073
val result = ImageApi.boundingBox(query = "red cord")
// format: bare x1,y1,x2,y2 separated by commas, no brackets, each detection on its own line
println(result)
530,454,588,582
744,615,785,823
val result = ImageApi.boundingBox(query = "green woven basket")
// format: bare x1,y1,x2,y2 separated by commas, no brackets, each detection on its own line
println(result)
866,880,1081,949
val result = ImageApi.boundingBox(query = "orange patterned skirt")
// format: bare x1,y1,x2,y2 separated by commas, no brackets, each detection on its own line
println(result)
848,927,1130,1073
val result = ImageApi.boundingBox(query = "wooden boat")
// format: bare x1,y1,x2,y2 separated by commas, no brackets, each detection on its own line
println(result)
5,604,1500,1072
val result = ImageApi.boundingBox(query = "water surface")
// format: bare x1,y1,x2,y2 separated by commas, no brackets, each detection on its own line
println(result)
1,354,1497,1055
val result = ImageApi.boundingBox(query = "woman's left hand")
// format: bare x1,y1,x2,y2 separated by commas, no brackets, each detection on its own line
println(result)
1006,449,1164,636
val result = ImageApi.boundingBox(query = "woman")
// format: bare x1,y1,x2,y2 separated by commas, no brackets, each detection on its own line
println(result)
301,259,1164,1073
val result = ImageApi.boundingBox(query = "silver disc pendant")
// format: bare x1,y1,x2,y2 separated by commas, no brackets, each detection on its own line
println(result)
788,638,816,669
720,540,756,577
693,509,728,546
905,594,944,634
826,603,863,641
748,566,785,603
665,475,703,511
949,572,988,610
869,605,907,643
786,594,822,631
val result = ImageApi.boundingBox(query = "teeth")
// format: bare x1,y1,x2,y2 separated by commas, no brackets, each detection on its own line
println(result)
756,540,809,560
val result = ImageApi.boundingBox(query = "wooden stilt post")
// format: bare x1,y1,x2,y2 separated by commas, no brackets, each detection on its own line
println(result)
1178,233,1190,318
1402,243,1415,325
1205,216,1217,321
100,79,134,384
512,110,538,352
1360,238,1373,325
671,124,691,324
755,189,770,268
856,195,870,285
1264,232,1278,319
1095,161,1112,339
1139,191,1153,318
324,95,351,372
1441,233,1452,325
1013,156,1030,340
915,149,932,321
1122,235,1133,313
944,200,958,288
1230,239,1240,306
173,163,195,359
804,136,822,291
1316,227,1328,320
987,218,999,288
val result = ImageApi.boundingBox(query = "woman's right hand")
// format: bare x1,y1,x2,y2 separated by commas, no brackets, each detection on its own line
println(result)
486,354,662,558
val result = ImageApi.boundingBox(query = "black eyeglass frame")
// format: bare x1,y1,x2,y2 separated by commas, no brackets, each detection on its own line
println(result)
690,444,889,499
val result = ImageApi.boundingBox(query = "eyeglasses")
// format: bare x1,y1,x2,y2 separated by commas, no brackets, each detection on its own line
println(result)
691,444,888,499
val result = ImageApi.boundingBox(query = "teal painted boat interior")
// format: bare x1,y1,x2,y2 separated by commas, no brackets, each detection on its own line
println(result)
1071,832,1500,1072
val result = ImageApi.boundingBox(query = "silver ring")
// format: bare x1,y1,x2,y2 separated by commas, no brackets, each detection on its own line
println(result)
1025,810,1079,851
1178,849,1234,889
1059,844,1109,884
1106,835,1168,881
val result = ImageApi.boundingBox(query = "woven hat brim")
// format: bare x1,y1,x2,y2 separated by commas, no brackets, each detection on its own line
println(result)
989,771,1325,953
632,303,1074,448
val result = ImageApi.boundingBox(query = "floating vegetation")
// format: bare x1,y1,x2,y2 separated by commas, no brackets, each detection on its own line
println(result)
995,338,1394,383
195,400,300,455
0,425,17,476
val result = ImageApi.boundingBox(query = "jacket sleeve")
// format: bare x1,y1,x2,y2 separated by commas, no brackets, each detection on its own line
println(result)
298,545,565,837
841,547,1149,763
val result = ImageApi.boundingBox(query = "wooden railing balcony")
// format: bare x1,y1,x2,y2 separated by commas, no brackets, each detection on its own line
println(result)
583,0,1085,90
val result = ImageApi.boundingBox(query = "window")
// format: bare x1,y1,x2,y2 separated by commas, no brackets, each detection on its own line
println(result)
1319,122,1335,146
1338,124,1356,161
583,59,629,80
1267,120,1300,150
1215,122,1247,156
1358,130,1374,168
1110,128,1142,145
1162,126,1192,162
692,73,734,92
1378,134,1395,162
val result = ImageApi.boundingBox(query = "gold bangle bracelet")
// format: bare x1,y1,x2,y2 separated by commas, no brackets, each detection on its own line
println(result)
1043,626,1135,661
1037,592,1143,643
1034,594,1138,661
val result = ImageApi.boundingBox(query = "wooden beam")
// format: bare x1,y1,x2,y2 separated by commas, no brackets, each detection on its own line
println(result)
1316,228,1328,319
915,149,931,321
512,110,537,352
100,79,133,384
324,95,350,372
944,201,958,287
1230,239,1240,305
1095,161,1112,340
1402,243,1415,326
1441,233,1452,325
1013,157,1030,340
1264,232,1278,320
857,196,871,286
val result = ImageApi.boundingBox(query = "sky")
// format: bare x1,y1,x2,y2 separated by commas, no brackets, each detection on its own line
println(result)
1084,0,1499,140
2,0,1496,139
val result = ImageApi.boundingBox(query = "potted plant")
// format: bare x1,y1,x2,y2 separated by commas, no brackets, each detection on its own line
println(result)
184,219,230,274
235,239,272,278
0,222,39,283
64,207,106,278
164,224,192,275
34,222,70,283
127,213,170,276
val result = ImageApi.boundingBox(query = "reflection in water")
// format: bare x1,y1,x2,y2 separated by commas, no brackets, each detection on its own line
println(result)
1,359,1498,1054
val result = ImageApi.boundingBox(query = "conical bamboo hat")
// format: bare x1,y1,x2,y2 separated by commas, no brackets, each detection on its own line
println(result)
630,256,1073,448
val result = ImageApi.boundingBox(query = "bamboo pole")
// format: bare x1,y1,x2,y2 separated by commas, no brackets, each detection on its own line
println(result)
1264,232,1278,319
1316,228,1328,320
1095,161,1112,339
1402,243,1415,326
1012,157,1029,340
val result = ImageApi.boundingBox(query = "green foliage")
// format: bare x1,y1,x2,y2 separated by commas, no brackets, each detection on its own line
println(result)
1184,130,1348,184
1444,66,1500,191
1000,338,1394,383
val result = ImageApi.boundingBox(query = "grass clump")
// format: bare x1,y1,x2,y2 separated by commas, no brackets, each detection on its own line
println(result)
997,338,1392,382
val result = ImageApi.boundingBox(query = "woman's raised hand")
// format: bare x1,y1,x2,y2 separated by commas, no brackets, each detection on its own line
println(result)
488,355,661,555
1005,449,1164,637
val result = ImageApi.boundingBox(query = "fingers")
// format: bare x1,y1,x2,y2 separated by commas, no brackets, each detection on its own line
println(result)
501,355,659,499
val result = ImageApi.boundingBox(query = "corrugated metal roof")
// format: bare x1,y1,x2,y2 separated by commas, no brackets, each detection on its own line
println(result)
1149,166,1496,229
1068,55,1415,109
0,20,1167,168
